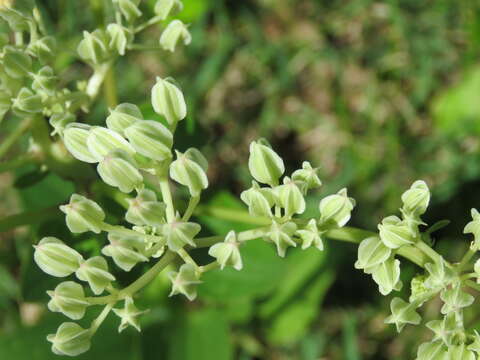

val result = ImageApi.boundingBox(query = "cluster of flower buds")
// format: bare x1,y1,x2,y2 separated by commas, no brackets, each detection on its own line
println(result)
241,139,355,257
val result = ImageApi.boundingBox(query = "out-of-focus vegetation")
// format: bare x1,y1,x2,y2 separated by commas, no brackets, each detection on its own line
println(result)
1,0,480,359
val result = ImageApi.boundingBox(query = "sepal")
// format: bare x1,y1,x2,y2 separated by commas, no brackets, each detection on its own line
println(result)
266,221,297,257
296,219,324,250
168,263,201,301
112,297,148,332
75,256,115,295
384,297,421,333
208,231,243,270
161,218,201,251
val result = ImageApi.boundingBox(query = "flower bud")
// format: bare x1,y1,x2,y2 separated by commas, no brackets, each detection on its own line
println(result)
11,87,42,114
102,234,148,271
274,176,306,217
169,148,208,196
60,194,105,234
354,236,391,270
3,46,31,78
151,77,186,124
296,219,324,251
447,345,475,360
464,208,480,249
168,263,201,301
107,23,132,56
440,283,474,315
49,112,75,136
267,221,297,257
112,296,148,332
115,0,142,22
292,161,322,192
47,281,90,320
318,188,355,227
63,123,97,163
208,231,243,270
28,36,56,63
87,126,136,161
75,256,115,295
378,216,415,249
416,341,448,359
424,258,454,290
77,30,110,65
34,237,84,277
240,181,275,218
97,149,143,193
106,103,143,135
160,19,191,52
124,120,173,161
401,180,430,216
248,140,285,186
126,189,166,226
366,257,402,295
154,0,183,20
161,218,201,251
31,66,56,96
385,297,421,333
47,322,91,357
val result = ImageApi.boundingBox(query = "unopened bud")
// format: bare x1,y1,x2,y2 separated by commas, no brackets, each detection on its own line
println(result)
208,231,243,270
161,218,201,251
124,120,173,161
47,281,89,320
169,148,208,196
248,139,284,186
318,188,355,227
159,19,191,52
75,256,115,295
77,30,110,65
267,221,297,257
87,126,136,161
126,189,166,226
60,194,105,234
151,77,186,125
97,149,143,193
47,322,91,357
154,0,183,20
63,123,97,163
240,181,275,218
168,263,201,301
106,103,143,135
34,237,83,277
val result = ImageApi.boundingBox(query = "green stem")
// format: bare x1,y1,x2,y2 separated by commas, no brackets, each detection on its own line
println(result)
177,248,198,267
103,66,118,108
90,303,114,334
415,241,441,263
457,248,477,273
86,62,112,99
182,195,200,221
200,261,220,273
127,44,163,51
0,117,32,158
159,176,175,222
0,153,36,173
134,15,164,33
0,206,60,233
101,223,164,243
195,205,271,226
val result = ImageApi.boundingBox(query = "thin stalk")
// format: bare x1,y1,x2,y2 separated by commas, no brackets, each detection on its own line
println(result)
182,195,200,221
177,248,198,267
195,205,271,226
86,62,111,99
415,241,441,263
134,15,164,33
103,66,118,108
101,223,164,243
200,261,220,273
90,303,114,334
127,44,163,51
159,177,175,222
0,117,32,158
457,248,477,273
0,206,60,233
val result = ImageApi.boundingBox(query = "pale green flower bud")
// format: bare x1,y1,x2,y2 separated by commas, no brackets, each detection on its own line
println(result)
384,297,421,333
378,216,415,249
401,180,430,216
11,87,42,113
424,258,455,290
87,126,136,161
416,341,448,360
115,0,142,22
248,140,285,186
267,221,297,257
291,161,322,192
426,313,458,347
47,281,90,320
3,46,31,78
124,120,173,161
409,275,429,304
112,296,148,332
168,263,201,301
240,181,275,218
365,257,402,296
169,148,208,196
47,322,91,357
77,30,111,65
448,344,476,360
154,0,183,20
60,194,105,234
49,112,75,136
102,234,148,271
34,237,83,277
440,283,474,315
160,19,191,52
318,188,355,227
107,23,132,56
355,236,391,270
464,208,480,249
63,123,97,163
106,103,143,135
75,256,115,295
274,176,306,217
31,66,56,96
162,218,201,252
28,36,56,63
151,77,186,124
97,149,143,193
296,219,324,250
208,231,243,270
126,189,166,227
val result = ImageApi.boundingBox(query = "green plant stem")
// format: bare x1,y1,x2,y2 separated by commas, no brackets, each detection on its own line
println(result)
0,117,32,158
101,223,164,243
0,153,36,173
182,195,200,221
415,240,441,263
86,62,111,99
0,206,61,232
200,261,220,273
103,66,118,108
127,44,163,51
457,248,477,273
159,176,175,222
90,303,114,334
195,205,271,226
177,248,198,267
134,15,164,33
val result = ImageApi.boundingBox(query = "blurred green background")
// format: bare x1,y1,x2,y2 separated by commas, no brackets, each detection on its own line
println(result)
1,0,480,359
